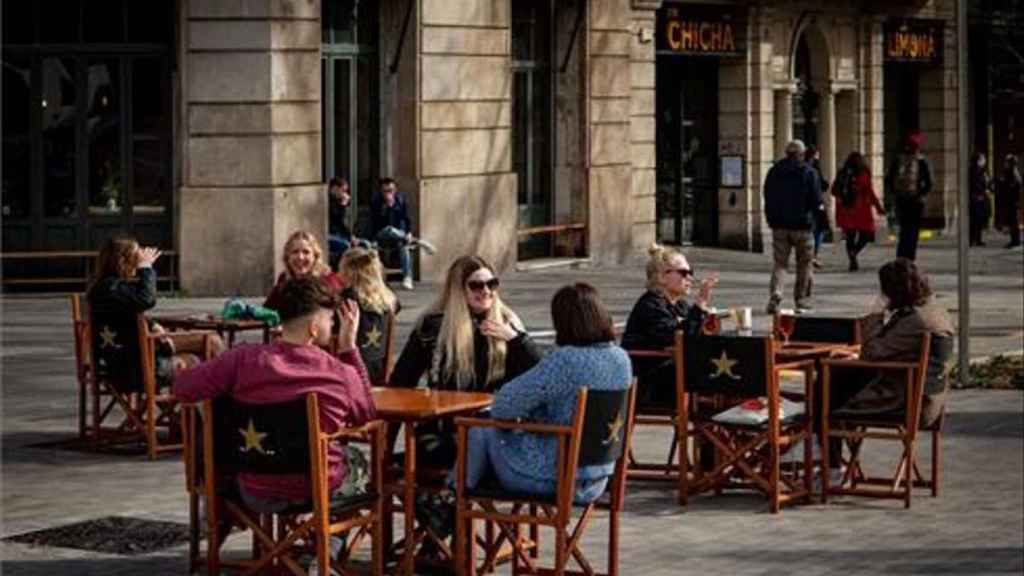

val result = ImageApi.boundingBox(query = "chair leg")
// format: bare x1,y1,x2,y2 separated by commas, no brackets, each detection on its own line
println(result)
554,520,567,576
608,510,619,576
931,429,940,497
373,500,384,576
146,394,158,460
903,437,914,509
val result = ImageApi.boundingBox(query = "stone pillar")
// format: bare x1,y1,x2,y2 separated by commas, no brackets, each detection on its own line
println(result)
588,0,635,264
774,86,794,158
819,85,837,182
179,0,323,296
860,15,886,205
629,0,662,255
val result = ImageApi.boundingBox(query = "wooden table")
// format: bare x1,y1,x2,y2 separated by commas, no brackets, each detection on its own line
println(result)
372,387,493,575
775,341,859,364
149,314,275,347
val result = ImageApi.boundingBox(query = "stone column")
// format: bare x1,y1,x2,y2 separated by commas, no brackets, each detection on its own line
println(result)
774,85,795,158
629,0,663,254
179,0,323,296
819,84,837,182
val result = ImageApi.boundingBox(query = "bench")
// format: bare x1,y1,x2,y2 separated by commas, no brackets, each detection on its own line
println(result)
0,251,179,291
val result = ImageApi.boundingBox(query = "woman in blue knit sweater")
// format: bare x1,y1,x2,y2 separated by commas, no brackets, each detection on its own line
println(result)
462,283,632,502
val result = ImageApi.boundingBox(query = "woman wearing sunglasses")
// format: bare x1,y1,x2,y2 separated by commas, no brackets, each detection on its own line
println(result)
621,243,717,408
389,255,542,464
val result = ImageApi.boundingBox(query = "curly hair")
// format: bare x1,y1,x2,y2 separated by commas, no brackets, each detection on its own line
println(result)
878,258,932,309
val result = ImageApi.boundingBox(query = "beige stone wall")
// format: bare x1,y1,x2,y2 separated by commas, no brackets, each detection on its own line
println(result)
178,0,324,295
416,0,516,280
629,5,658,254
590,0,635,265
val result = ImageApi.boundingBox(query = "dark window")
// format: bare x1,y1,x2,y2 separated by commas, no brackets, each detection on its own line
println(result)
42,57,79,218
2,56,33,220
38,0,82,44
126,1,170,45
84,0,126,43
2,2,37,45
86,59,122,214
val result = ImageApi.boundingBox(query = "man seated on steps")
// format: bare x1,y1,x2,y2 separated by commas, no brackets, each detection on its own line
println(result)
370,177,436,291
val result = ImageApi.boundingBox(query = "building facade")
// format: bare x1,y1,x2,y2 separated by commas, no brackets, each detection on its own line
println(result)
1,0,963,295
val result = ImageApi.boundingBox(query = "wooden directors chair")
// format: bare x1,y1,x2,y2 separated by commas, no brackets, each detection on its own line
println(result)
821,333,953,508
333,307,397,387
681,334,815,513
72,293,215,459
182,394,385,575
623,331,694,505
453,385,637,576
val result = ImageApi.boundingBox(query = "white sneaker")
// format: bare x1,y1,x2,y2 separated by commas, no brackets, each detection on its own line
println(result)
412,237,437,255
401,277,414,291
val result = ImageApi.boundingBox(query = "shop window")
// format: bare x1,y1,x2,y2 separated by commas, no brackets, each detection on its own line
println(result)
2,56,32,220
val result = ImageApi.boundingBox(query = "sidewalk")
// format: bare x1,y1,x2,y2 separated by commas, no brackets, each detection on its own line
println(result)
2,236,1022,574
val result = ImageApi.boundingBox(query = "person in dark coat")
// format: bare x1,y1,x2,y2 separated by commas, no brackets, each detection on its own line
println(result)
763,139,822,313
370,178,436,291
995,154,1022,248
388,255,542,467
886,131,933,260
621,243,716,408
88,236,223,391
326,177,370,267
337,247,400,386
805,146,830,270
968,152,992,247
834,152,886,271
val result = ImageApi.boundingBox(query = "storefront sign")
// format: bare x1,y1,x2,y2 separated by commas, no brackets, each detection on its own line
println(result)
884,19,943,64
657,5,744,57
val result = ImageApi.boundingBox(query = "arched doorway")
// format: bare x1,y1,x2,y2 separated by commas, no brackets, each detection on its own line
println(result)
791,26,830,151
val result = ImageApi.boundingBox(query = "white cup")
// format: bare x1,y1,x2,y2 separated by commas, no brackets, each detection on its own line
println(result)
737,307,753,333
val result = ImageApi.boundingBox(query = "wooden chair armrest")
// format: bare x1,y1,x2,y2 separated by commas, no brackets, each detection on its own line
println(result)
454,416,572,436
822,358,918,371
775,359,816,371
323,419,386,442
625,348,673,358
145,329,218,342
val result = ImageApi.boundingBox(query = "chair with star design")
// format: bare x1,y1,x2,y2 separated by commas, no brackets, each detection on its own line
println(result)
333,304,397,387
78,293,216,458
453,384,637,576
183,393,385,575
681,334,816,513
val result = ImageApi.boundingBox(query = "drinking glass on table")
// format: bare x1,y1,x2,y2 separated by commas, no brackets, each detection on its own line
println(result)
776,309,796,344
702,308,721,335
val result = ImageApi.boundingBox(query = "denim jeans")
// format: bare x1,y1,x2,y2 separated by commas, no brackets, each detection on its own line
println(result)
375,226,412,280
462,426,608,504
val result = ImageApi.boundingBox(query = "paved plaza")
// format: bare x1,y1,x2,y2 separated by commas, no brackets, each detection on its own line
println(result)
2,236,1022,574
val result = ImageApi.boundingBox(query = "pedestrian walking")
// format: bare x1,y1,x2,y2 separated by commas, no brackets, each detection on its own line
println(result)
763,139,822,314
805,146,830,270
887,130,933,260
834,152,886,271
968,151,992,247
995,154,1022,249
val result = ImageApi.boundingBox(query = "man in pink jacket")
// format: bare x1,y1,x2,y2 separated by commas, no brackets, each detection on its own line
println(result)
174,276,376,510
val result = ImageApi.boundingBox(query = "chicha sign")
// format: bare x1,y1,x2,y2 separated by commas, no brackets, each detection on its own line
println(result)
884,19,943,64
657,5,744,57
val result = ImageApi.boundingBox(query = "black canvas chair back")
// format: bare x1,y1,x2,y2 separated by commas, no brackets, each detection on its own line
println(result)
790,316,862,344
683,334,770,397
89,305,144,392
212,396,311,475
924,333,954,396
578,388,631,467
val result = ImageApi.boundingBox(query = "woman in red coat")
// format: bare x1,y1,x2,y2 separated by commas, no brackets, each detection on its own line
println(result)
833,152,886,271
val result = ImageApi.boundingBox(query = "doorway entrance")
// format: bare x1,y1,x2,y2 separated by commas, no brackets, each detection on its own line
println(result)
655,58,719,246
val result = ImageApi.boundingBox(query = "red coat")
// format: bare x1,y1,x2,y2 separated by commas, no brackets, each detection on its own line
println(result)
835,171,884,233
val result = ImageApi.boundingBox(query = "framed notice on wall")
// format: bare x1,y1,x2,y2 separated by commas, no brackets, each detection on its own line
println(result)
720,155,744,188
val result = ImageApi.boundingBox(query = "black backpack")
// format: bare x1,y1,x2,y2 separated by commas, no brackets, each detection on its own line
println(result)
833,168,857,208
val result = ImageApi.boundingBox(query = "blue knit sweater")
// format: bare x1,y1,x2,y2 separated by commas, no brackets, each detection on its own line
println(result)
491,343,632,484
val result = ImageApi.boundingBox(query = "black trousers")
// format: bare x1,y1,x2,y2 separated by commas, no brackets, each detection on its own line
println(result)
896,198,924,260
969,199,988,245
844,230,873,258
1009,201,1022,245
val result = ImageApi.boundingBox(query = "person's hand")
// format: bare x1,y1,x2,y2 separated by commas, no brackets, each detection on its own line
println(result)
336,299,361,352
695,272,719,308
480,319,519,342
405,232,414,243
137,247,162,268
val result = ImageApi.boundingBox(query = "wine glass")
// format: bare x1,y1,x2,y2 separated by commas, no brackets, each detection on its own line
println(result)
702,309,721,335
776,309,796,345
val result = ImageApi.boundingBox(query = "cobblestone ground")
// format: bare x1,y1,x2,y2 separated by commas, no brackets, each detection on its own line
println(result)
2,239,1022,574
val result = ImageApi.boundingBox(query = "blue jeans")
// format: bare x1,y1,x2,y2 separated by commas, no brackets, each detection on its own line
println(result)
375,226,412,280
327,234,372,265
462,426,608,504
813,229,825,255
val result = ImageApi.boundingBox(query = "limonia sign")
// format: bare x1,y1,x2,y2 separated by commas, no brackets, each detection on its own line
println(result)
884,19,944,64
657,5,744,57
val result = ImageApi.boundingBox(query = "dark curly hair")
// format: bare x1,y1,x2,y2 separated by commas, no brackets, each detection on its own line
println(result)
878,258,932,309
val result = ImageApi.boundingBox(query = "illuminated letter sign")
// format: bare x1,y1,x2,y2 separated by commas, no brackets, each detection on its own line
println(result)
884,19,943,65
657,5,743,57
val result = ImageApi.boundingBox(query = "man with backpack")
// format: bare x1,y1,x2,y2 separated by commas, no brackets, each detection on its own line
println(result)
763,139,823,314
886,130,934,260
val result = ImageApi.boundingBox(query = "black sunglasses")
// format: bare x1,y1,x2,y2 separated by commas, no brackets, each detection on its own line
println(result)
467,278,501,292
666,268,694,278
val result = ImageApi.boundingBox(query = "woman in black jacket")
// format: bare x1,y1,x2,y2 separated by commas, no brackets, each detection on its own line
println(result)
620,243,717,408
389,255,541,465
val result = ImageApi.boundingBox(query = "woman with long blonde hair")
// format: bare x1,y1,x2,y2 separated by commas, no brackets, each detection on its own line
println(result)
338,247,399,384
389,255,541,463
264,230,343,311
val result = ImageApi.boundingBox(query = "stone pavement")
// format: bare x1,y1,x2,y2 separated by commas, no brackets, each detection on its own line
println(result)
2,237,1022,574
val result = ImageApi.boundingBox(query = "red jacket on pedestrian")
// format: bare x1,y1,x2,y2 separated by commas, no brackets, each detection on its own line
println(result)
835,170,884,233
